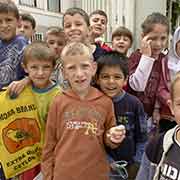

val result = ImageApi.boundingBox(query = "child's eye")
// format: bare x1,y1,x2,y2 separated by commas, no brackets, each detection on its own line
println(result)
43,65,51,69
48,41,55,45
93,18,99,23
30,66,38,70
123,37,130,41
67,66,75,70
6,18,13,22
75,22,82,26
101,20,106,25
81,64,89,69
114,75,122,79
100,74,109,80
64,24,71,29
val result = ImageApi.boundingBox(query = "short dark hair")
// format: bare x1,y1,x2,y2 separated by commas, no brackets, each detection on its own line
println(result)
89,9,108,23
141,12,169,35
96,51,129,79
63,7,90,27
20,13,36,29
112,26,133,45
0,0,19,19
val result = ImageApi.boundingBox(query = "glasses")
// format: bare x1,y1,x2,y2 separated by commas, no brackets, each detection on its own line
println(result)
109,160,128,180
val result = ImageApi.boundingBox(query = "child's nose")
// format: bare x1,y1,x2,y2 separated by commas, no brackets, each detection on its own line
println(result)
76,67,83,77
37,68,44,75
109,77,115,83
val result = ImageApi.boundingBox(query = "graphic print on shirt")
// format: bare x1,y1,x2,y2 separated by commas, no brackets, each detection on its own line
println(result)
159,142,180,180
63,106,105,136
0,44,22,86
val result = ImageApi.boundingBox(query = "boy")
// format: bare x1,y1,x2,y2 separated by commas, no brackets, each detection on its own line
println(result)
63,7,108,61
96,51,147,180
42,42,126,180
0,0,28,90
0,42,60,179
19,41,61,180
112,26,133,55
45,26,66,59
45,26,66,86
89,9,111,51
136,72,180,180
17,13,36,42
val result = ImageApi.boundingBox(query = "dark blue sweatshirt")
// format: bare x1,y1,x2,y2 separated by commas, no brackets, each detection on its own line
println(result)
106,91,147,164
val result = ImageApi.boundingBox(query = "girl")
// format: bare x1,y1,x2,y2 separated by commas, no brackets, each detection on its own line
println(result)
127,12,169,133
154,26,180,133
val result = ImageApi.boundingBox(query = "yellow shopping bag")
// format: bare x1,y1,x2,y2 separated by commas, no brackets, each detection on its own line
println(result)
0,87,43,178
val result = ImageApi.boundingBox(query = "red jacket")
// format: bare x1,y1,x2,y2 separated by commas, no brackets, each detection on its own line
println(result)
156,57,174,120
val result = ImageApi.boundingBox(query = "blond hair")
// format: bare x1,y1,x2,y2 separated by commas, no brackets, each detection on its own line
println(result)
61,42,93,63
170,72,180,100
23,41,56,66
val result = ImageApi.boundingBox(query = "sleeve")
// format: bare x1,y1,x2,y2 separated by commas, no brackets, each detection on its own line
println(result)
0,38,28,87
128,52,155,92
145,133,164,164
17,38,29,79
41,98,59,180
133,99,148,163
156,58,171,107
135,152,156,180
103,99,119,149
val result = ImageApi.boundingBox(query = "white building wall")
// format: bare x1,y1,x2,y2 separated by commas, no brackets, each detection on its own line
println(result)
79,0,167,49
134,0,166,48
13,0,74,39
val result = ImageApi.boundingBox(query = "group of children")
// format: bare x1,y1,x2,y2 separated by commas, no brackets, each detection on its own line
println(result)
0,0,180,180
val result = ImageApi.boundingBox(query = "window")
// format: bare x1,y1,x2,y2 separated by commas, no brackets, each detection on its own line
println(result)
19,0,37,7
19,0,44,9
32,32,44,41
47,0,61,13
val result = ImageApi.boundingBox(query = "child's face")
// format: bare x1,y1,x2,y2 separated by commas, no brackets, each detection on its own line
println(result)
89,14,107,38
63,13,89,43
143,24,168,59
112,35,131,55
63,54,97,97
17,20,35,40
176,41,180,57
0,12,19,41
46,34,66,58
23,59,54,89
98,65,126,98
169,80,180,125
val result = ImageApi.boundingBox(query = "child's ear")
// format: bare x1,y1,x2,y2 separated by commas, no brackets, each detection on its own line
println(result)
123,77,128,87
167,99,175,115
17,18,22,28
92,61,97,76
21,63,28,74
94,74,99,85
141,32,145,39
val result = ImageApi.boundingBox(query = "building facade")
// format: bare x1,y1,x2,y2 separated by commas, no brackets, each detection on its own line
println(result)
13,0,180,48
13,0,75,40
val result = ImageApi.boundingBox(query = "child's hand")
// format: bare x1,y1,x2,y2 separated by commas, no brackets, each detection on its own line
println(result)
140,35,152,57
7,77,30,98
108,125,126,144
152,108,160,125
